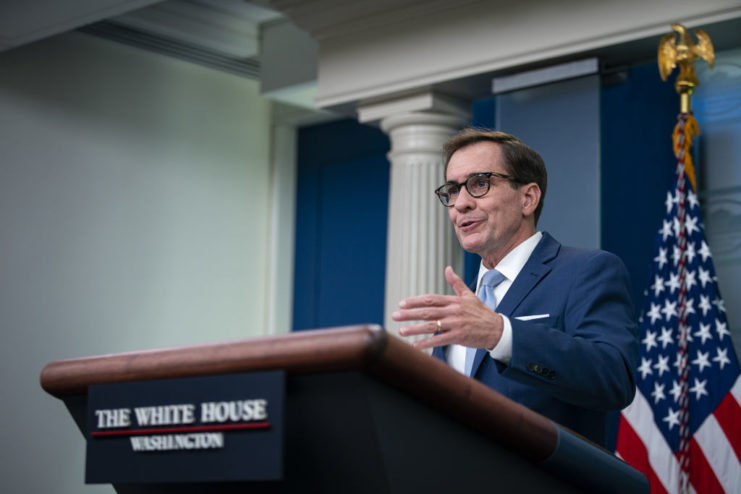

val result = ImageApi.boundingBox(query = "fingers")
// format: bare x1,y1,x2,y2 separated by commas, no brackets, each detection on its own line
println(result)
394,267,470,313
397,320,441,337
393,266,478,349
392,305,449,323
413,335,446,351
395,293,457,311
398,321,457,350
445,266,473,297
401,323,468,351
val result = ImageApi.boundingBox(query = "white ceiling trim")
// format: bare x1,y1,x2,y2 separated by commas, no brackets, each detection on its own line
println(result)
304,2,741,110
112,1,261,58
0,0,161,52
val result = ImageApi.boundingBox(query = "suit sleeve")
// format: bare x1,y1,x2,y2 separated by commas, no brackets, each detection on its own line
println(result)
502,250,639,411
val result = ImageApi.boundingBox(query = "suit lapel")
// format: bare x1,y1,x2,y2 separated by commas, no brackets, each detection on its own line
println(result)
469,233,561,377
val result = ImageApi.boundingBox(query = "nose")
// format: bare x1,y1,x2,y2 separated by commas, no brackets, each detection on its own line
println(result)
453,186,476,211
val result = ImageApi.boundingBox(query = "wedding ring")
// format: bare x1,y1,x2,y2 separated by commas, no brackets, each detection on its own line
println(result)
436,320,443,331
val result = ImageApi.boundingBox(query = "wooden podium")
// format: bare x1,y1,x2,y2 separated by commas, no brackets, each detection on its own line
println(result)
41,325,647,493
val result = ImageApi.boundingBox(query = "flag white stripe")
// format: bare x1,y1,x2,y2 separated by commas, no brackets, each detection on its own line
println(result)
695,411,741,494
732,375,741,403
622,390,680,493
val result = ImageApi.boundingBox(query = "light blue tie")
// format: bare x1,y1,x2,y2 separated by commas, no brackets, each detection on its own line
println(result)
465,269,506,376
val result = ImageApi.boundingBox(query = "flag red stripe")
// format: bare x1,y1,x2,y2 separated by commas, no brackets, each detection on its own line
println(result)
713,392,741,462
689,437,724,494
616,416,649,473
616,415,668,494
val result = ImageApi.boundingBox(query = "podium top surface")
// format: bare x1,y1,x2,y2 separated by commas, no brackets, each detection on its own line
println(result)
40,325,558,462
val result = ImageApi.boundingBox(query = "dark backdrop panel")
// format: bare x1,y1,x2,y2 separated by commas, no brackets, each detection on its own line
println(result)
293,119,390,330
601,61,678,450
601,62,679,310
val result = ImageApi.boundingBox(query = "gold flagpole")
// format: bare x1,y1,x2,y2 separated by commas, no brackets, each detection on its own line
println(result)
656,23,714,494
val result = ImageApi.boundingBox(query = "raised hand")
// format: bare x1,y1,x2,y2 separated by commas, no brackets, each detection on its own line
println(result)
392,266,503,350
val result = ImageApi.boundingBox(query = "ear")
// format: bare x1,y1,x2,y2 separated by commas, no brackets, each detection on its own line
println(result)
520,183,541,217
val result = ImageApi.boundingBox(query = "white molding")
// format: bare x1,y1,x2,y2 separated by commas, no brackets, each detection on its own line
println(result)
266,116,298,335
290,1,741,109
113,1,261,58
268,0,477,41
261,19,318,97
0,0,161,51
357,91,469,123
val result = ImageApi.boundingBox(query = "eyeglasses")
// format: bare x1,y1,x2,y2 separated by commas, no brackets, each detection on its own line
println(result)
435,171,518,207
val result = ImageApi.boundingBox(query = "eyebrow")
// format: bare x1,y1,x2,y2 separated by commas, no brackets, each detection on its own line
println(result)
446,171,512,184
444,171,492,184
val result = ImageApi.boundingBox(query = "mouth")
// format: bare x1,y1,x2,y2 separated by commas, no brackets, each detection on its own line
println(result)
457,218,482,230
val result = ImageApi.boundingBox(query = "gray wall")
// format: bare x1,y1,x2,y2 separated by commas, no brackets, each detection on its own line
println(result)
496,75,600,249
694,47,741,357
0,32,275,492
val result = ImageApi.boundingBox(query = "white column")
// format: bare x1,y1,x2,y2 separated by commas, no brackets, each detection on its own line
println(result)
378,111,467,342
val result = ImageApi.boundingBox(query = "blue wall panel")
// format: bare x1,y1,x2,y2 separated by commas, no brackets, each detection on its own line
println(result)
601,63,678,310
293,119,390,331
600,62,678,451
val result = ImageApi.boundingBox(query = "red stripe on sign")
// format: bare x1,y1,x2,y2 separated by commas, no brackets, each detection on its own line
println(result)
616,415,668,494
714,392,741,463
688,437,724,494
90,422,271,437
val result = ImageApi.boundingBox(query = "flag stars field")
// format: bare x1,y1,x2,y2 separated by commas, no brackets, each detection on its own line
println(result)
713,348,731,370
639,357,654,379
654,355,671,377
662,299,678,320
715,318,730,340
658,327,674,348
695,323,712,344
699,294,712,315
690,378,708,400
663,407,680,430
643,329,658,351
653,382,667,403
692,350,711,373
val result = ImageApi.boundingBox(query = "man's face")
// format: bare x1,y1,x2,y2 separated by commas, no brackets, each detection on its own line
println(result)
445,141,534,265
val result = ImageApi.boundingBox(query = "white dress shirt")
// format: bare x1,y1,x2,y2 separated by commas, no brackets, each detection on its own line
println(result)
448,232,543,374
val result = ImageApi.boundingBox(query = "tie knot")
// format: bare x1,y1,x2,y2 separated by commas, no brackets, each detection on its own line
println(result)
481,269,506,288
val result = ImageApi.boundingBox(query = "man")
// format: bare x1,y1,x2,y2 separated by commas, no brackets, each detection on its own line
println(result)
391,128,638,446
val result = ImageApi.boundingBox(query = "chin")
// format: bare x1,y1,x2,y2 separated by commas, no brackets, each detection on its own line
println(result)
458,237,484,255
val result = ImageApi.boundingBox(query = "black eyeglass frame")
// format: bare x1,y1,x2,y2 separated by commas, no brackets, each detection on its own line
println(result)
434,171,519,207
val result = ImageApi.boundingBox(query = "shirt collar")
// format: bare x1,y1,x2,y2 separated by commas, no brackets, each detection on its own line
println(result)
477,231,543,288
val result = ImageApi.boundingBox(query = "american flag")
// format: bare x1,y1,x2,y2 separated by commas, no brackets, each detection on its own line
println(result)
616,157,741,492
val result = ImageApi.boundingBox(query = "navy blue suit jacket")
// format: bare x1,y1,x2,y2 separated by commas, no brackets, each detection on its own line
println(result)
433,232,639,446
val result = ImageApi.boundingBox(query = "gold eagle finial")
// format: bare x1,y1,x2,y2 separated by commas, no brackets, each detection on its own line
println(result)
657,23,714,112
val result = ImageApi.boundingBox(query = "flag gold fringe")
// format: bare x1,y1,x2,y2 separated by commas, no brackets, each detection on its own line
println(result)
673,115,700,191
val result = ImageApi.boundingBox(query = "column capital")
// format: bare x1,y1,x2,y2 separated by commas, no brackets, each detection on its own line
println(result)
380,111,466,135
357,91,469,125
381,113,467,161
